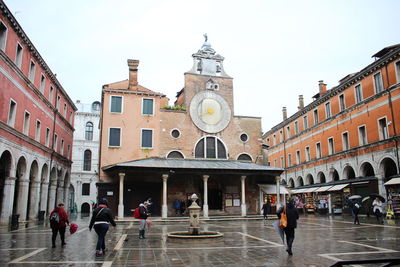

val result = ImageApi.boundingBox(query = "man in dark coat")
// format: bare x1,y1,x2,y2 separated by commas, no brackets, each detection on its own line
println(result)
277,199,299,255
49,203,69,248
138,201,150,239
262,200,272,219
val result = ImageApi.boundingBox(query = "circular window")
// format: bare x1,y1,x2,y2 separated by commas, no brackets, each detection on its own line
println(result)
240,133,248,142
171,129,180,139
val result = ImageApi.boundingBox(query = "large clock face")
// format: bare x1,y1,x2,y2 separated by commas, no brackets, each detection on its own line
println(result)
190,91,231,133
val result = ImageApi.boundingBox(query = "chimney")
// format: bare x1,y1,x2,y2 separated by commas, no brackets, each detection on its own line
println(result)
76,100,81,104
282,107,287,120
319,80,327,96
298,95,304,110
127,59,139,89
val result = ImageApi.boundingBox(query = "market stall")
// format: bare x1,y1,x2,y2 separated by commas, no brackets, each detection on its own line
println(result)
259,184,290,214
326,184,349,214
314,186,333,214
384,177,400,217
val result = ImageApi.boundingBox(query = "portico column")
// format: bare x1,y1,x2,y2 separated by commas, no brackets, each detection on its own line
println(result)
28,181,41,220
118,173,125,218
56,181,65,205
63,185,70,212
40,182,49,215
202,175,209,218
276,176,281,210
162,174,168,218
0,177,16,224
47,181,57,214
241,176,247,216
17,178,29,221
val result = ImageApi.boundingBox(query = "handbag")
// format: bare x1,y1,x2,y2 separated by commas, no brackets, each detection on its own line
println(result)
279,206,287,229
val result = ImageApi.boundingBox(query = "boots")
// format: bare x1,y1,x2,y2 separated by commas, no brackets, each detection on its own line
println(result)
139,230,145,239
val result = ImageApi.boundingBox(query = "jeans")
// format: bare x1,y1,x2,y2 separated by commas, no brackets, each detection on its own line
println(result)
52,226,66,246
139,219,146,230
94,223,109,252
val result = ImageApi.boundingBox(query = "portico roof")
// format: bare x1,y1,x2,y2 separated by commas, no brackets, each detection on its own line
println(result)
102,158,283,176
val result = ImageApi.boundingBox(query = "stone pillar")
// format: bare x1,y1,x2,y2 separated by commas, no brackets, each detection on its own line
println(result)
63,186,70,212
241,176,247,216
276,176,281,210
47,181,57,214
40,182,49,216
17,178,29,221
162,174,168,218
328,193,332,214
0,177,16,224
56,181,65,205
118,173,125,218
28,181,41,220
202,175,209,218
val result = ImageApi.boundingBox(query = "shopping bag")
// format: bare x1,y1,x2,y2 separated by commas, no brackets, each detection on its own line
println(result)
69,223,78,234
279,206,287,229
146,219,153,231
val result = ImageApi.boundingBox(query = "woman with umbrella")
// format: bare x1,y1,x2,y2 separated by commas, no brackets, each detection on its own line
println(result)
372,195,384,224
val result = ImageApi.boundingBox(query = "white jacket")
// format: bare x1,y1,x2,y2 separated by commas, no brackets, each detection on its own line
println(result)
372,199,383,213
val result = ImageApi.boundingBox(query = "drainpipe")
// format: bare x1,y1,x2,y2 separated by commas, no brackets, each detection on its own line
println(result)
283,126,287,185
385,64,400,174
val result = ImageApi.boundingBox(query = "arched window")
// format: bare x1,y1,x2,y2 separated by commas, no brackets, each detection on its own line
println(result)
85,122,93,140
195,136,227,159
92,101,100,112
83,150,92,171
167,151,184,159
237,154,252,162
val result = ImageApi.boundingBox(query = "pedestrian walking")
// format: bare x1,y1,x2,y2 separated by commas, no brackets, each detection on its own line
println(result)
262,200,271,219
146,197,153,214
173,199,181,215
49,203,69,248
277,199,299,256
89,198,116,256
138,201,150,239
372,197,384,224
180,199,186,215
352,201,361,225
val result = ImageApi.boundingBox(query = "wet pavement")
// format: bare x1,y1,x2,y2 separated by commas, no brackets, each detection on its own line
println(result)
0,214,399,266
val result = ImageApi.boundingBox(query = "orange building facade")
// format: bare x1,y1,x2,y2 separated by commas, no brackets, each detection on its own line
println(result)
263,44,400,215
99,40,282,218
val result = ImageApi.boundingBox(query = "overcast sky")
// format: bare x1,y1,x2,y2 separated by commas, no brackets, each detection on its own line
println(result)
5,0,400,131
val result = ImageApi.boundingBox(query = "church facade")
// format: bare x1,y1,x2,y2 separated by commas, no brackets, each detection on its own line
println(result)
98,39,282,218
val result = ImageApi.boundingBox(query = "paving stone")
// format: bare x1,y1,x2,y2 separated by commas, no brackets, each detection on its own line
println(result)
0,214,399,266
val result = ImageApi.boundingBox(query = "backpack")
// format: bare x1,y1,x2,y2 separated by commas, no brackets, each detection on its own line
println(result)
133,207,140,219
50,212,60,226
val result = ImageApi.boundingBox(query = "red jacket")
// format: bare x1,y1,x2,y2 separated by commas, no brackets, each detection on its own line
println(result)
50,207,69,229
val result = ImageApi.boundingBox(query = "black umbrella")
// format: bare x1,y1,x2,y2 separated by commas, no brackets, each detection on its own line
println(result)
369,193,385,203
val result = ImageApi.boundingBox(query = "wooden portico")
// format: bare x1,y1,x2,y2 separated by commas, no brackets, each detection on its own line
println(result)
100,158,283,218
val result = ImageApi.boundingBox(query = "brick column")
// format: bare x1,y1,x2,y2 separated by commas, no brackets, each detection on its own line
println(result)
118,173,125,218
162,174,169,218
202,175,209,218
241,176,247,216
